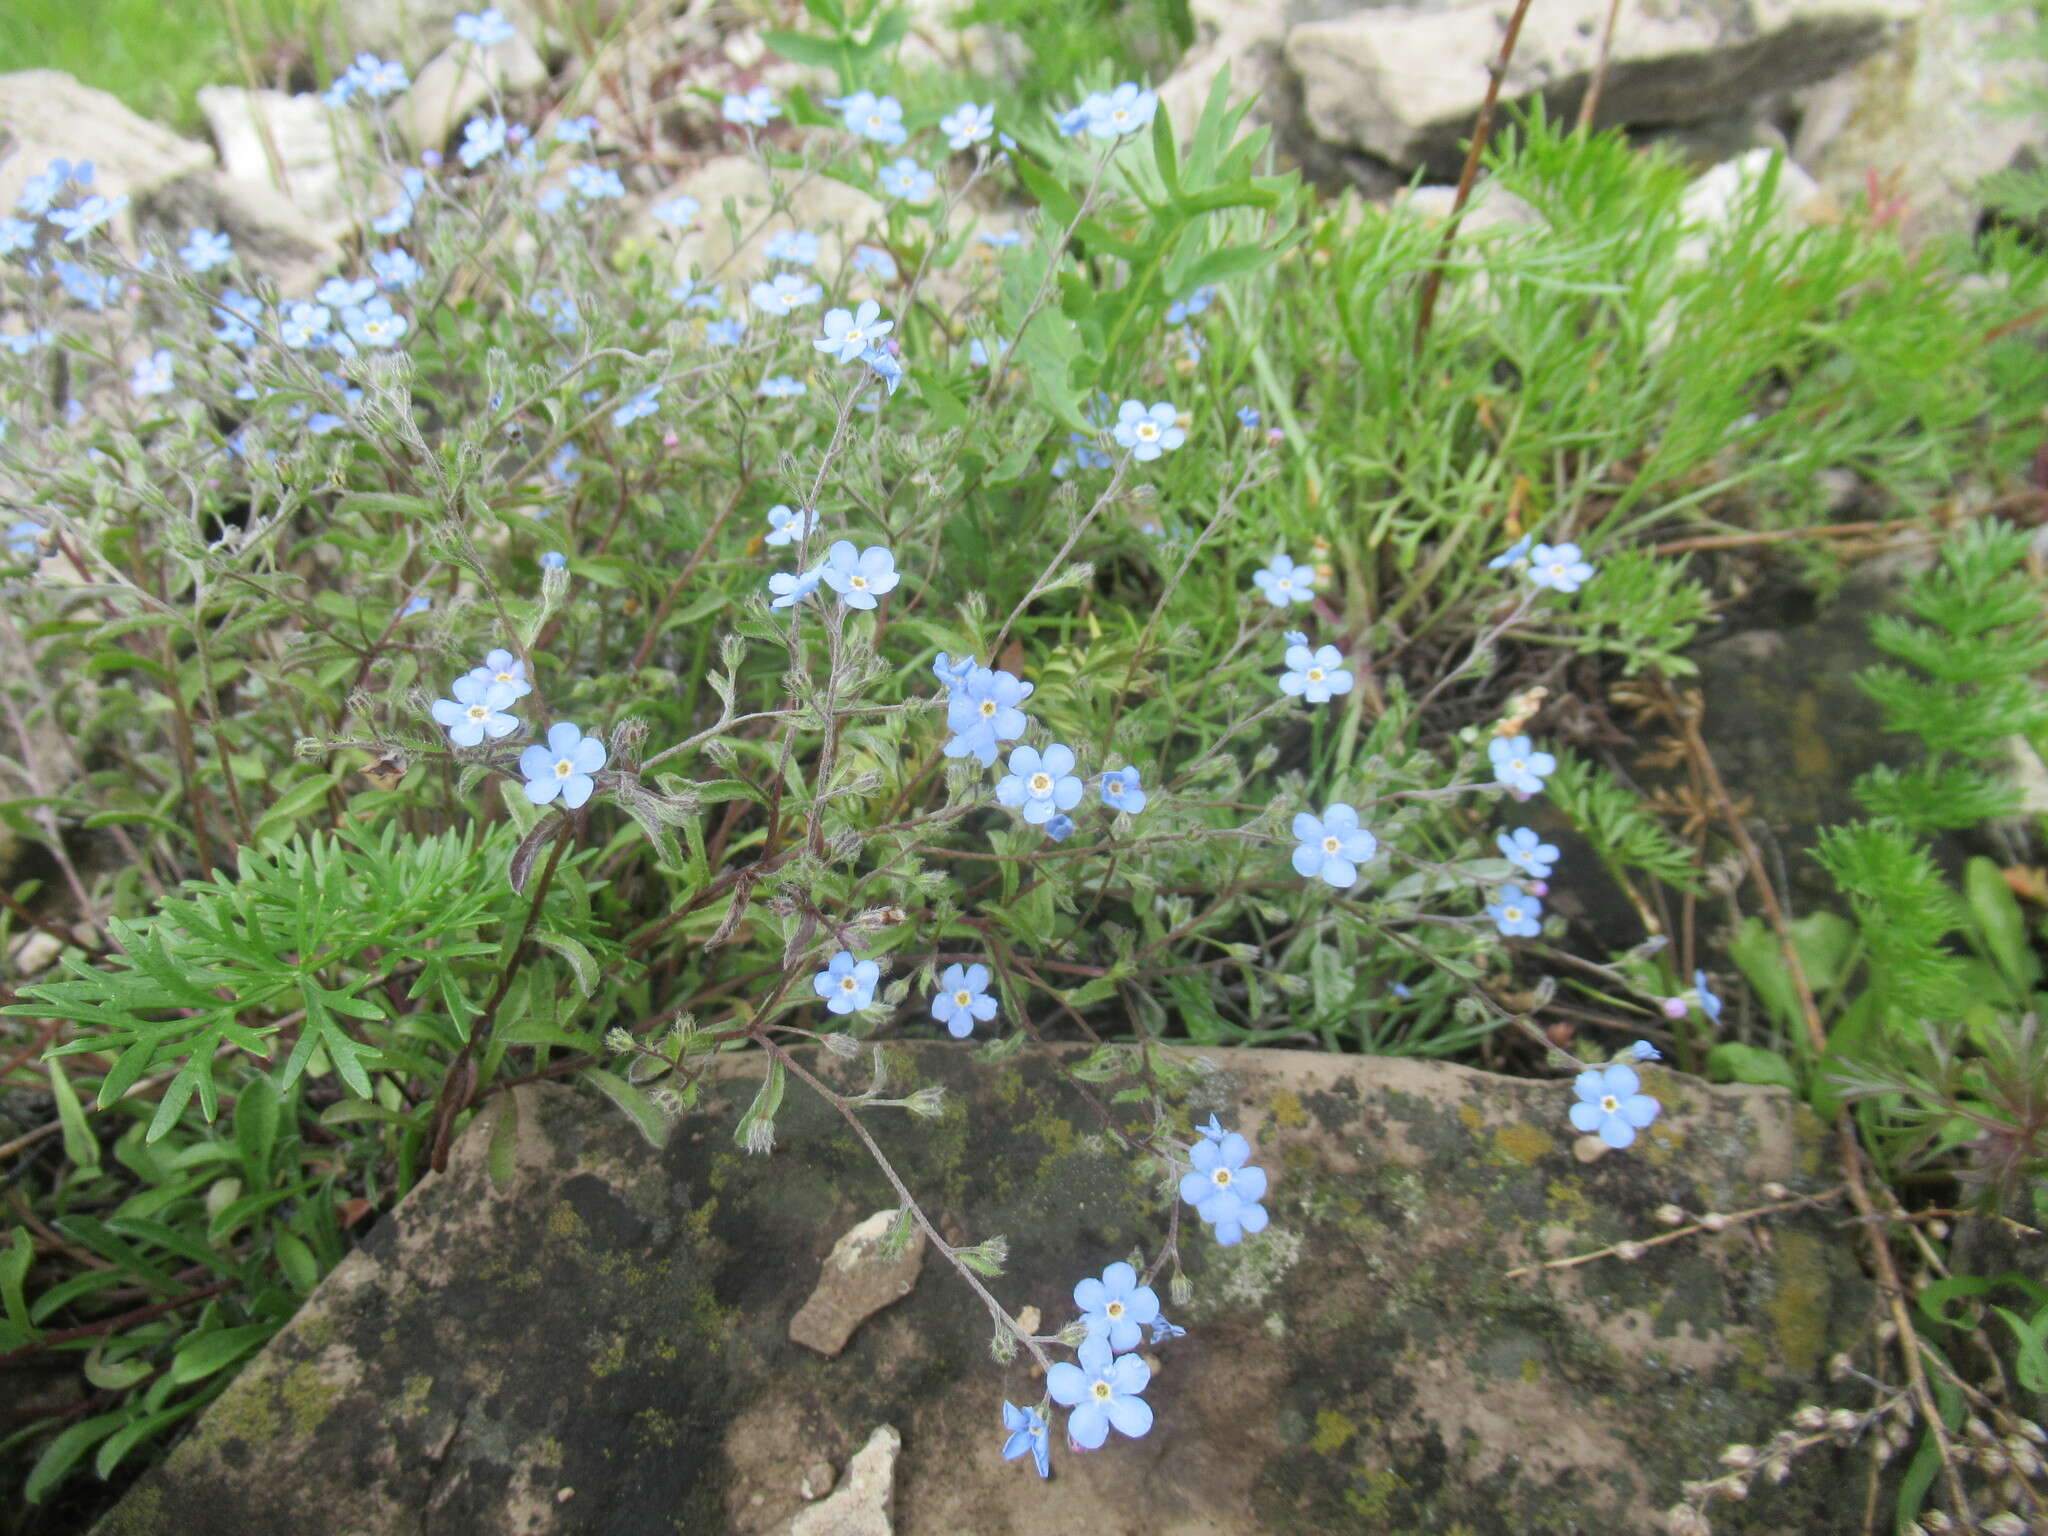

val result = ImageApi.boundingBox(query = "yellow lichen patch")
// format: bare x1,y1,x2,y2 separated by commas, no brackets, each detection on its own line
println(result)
1457,1101,1486,1134
1491,1122,1554,1167
1310,1408,1357,1455
591,1331,630,1378
545,1200,587,1244
1345,1467,1410,1520
1268,1089,1309,1129
397,1373,434,1418
1765,1229,1830,1376
1545,1178,1594,1230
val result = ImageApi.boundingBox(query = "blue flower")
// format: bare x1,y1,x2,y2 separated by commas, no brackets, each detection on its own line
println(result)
1528,541,1595,593
932,652,977,693
371,248,422,288
279,301,331,350
465,647,532,700
877,158,937,203
1630,1040,1662,1062
814,300,892,363
749,272,822,315
850,244,898,280
1053,102,1091,137
813,949,879,1015
768,566,823,609
931,962,997,1038
1047,1333,1152,1449
0,217,34,255
1252,552,1314,606
1486,884,1543,938
432,674,521,746
0,328,49,355
1043,813,1075,842
1488,735,1556,796
352,54,410,98
669,278,722,312
862,348,903,395
566,163,624,202
7,520,44,559
764,229,819,266
547,444,580,485
15,159,91,218
1279,641,1352,704
454,7,517,45
1000,1401,1050,1478
979,229,1023,249
1099,766,1147,815
649,195,700,227
944,666,1032,765
520,722,606,807
613,386,660,429
996,744,1083,825
552,113,599,144
1488,533,1532,569
540,550,568,571
371,174,421,234
1074,1261,1160,1353
1112,399,1184,460
342,297,408,348
1195,1114,1227,1141
758,375,807,398
400,595,432,617
458,115,509,168
1497,827,1559,879
941,102,995,149
762,505,814,547
705,317,747,347
179,228,233,272
1237,405,1261,429
1165,285,1216,324
1179,1131,1269,1245
834,91,907,145
1291,804,1376,889
50,193,127,243
129,349,174,397
1694,970,1722,1023
1568,1064,1661,1149
819,540,898,609
1149,1315,1187,1344
1081,82,1158,139
52,259,121,311
723,87,779,127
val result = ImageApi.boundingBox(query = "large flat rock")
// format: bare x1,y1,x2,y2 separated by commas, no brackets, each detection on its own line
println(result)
96,1048,1871,1534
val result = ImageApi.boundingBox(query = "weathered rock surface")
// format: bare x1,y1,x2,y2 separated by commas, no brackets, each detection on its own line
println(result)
196,86,367,245
97,1047,1873,1535
645,155,887,282
401,32,551,156
789,1210,928,1358
0,71,214,226
1287,0,1913,178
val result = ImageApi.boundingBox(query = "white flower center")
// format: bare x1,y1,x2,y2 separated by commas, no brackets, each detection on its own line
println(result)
1105,1300,1125,1319
1110,109,1129,125
953,989,972,1007
1508,758,1526,774
1136,421,1158,440
1092,1381,1113,1401
1306,667,1324,683
1322,836,1340,854
979,699,997,718
840,976,858,992
1029,772,1052,796
1600,1094,1619,1114
1211,1166,1233,1188
1275,577,1292,594
554,758,575,778
843,325,865,346
1105,780,1122,798
849,574,868,590
495,670,516,684
1502,905,1522,922
467,704,490,722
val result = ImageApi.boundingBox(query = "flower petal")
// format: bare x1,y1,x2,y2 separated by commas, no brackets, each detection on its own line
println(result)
1045,1362,1088,1407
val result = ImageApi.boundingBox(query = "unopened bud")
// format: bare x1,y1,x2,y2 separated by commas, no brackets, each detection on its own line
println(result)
2018,1418,2046,1445
1761,1181,1790,1200
743,1116,776,1156
605,1027,634,1053
1664,1504,1710,1536
1827,1409,1861,1433
1828,1352,1855,1380
1981,1515,2027,1536
1765,1455,1791,1484
822,1032,862,1059
903,1086,947,1120
1921,1513,1953,1534
989,1327,1017,1364
1170,1272,1192,1307
1661,996,1689,1020
1613,1240,1646,1261
1793,1406,1828,1431
1718,1444,1757,1471
1976,1446,2008,1475
1926,1220,1948,1239
1655,1204,1687,1227
1697,1212,1729,1232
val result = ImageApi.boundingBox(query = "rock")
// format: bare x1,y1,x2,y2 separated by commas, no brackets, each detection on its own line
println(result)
132,172,341,298
799,1459,837,1500
7,929,64,977
647,155,886,282
196,87,367,243
786,1426,897,1536
96,1048,1873,1535
1675,148,1833,267
788,1209,927,1357
1286,0,1915,178
1789,0,2048,241
400,33,551,156
0,70,215,224
336,0,588,58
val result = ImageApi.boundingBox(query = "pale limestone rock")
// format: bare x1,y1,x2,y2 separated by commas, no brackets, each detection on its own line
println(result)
0,70,214,222
786,1427,898,1536
400,33,550,156
787,1209,926,1358
197,86,367,243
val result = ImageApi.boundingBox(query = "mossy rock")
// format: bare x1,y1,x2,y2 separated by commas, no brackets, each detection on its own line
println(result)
95,1048,1874,1535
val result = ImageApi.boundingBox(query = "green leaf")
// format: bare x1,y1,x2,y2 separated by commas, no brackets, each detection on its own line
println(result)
274,1231,321,1294
24,1411,128,1502
734,1059,786,1152
1704,1042,1799,1092
486,1092,520,1193
234,1076,280,1191
0,1226,36,1349
580,1068,672,1150
1965,855,2040,996
170,1323,274,1384
758,29,847,71
1992,1302,2048,1392
532,931,599,998
46,1055,99,1172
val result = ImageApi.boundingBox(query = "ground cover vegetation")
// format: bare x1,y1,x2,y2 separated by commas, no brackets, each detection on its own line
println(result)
1,0,2046,1529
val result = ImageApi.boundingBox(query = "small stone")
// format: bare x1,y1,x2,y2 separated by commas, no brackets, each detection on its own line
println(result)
1014,1304,1040,1335
9,929,63,975
788,1209,925,1357
788,1425,898,1536
799,1460,836,1501
555,1487,574,1503
401,34,550,155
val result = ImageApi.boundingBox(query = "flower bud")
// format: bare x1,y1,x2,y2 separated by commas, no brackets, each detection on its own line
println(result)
1663,1505,1710,1536
903,1086,947,1120
822,1032,862,1059
1827,1409,1861,1433
1613,1240,1646,1261
1717,1444,1757,1472
1655,1204,1688,1227
1981,1515,2027,1536
605,1027,634,1053
1761,1181,1790,1200
1661,996,1689,1020
1793,1406,1828,1431
1698,1212,1729,1232
1921,1512,1953,1534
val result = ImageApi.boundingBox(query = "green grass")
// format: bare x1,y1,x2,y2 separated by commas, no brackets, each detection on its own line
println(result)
0,0,336,133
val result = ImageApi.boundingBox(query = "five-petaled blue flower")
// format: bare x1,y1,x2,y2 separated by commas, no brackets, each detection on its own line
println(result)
179,228,233,272
1043,813,1075,842
1497,827,1559,879
851,244,898,279
458,115,508,168
1099,766,1146,815
1487,884,1542,938
1047,1333,1153,1449
750,272,822,315
432,675,521,746
1291,804,1376,889
764,229,819,266
371,248,421,289
1180,1130,1269,1245
1694,970,1722,1022
931,962,997,1038
466,647,531,700
877,158,937,203
758,375,807,398
941,102,995,149
1081,83,1158,139
814,949,879,1015
819,540,898,609
815,300,893,363
1279,639,1352,704
1528,541,1596,593
455,7,516,45
6,520,44,560
342,297,407,348
1074,1261,1160,1353
834,90,907,145
997,744,1083,824
1000,1401,1050,1479
613,386,660,429
1489,734,1556,796
1569,1064,1661,1149
768,566,823,610
1488,533,1532,570
723,87,779,127
650,195,700,227
1112,399,1184,461
944,666,1032,765
1252,553,1314,607
520,722,606,808
764,504,816,547
129,350,174,397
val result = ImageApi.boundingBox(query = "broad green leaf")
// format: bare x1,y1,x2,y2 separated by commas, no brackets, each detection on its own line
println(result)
170,1323,274,1384
46,1055,99,1172
1704,1041,1799,1092
581,1068,672,1149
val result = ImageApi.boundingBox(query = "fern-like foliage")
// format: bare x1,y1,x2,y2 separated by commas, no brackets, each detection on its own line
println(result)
1542,747,1703,894
1813,821,1969,1021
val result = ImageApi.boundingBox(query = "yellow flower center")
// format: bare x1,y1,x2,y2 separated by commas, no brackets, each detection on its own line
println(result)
1508,758,1525,774
553,758,574,778
840,976,858,992
979,699,997,718
494,670,516,684
1322,835,1340,854
1600,1094,1619,1114
1091,1381,1113,1402
1105,1300,1125,1319
1212,1166,1233,1188
1029,772,1052,795
1306,667,1324,683
953,989,972,1007
467,704,490,721
1502,905,1522,922
843,325,865,346
849,574,868,590
1136,421,1158,440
